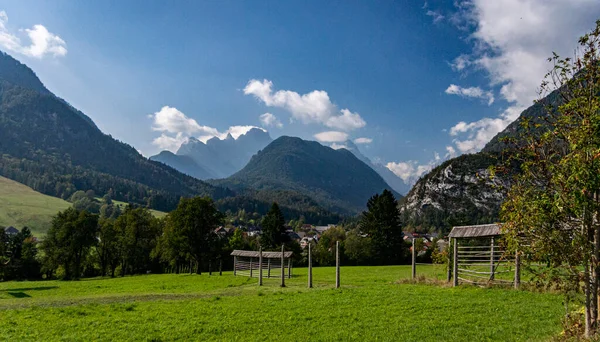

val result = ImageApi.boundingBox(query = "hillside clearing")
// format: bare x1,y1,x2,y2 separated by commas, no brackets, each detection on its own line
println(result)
0,176,71,236
0,265,564,341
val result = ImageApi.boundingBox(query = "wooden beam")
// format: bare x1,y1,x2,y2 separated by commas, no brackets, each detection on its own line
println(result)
335,241,340,289
490,237,495,281
447,237,452,282
308,242,313,288
280,244,286,287
514,248,521,289
453,238,458,287
411,238,416,280
259,248,263,286
234,255,237,276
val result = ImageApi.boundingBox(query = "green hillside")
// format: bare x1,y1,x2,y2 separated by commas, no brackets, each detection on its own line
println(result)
0,176,71,235
215,136,399,214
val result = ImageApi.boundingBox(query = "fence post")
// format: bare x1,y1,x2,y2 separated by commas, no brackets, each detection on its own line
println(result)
447,238,452,282
308,242,313,288
336,241,340,289
209,260,212,276
287,258,291,279
411,238,416,280
280,244,286,287
219,258,222,276
514,248,521,289
268,258,271,278
250,257,253,278
453,238,458,287
259,248,263,286
234,255,237,276
490,237,495,281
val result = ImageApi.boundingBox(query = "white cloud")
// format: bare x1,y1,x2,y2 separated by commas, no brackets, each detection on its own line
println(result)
313,131,349,143
446,0,600,154
450,54,471,71
259,112,283,128
152,132,189,153
151,106,219,135
330,143,349,150
0,11,67,58
445,146,457,158
445,84,494,105
426,10,445,23
354,137,373,144
244,79,366,131
325,109,366,130
150,106,266,150
386,160,435,184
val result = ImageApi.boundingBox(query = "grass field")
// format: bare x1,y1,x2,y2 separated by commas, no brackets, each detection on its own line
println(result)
0,265,565,341
107,198,168,218
0,175,168,237
0,176,71,236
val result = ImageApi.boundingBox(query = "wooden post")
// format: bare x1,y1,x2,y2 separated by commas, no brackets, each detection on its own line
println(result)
514,249,521,289
209,260,212,276
308,242,313,288
259,248,263,286
335,241,340,289
219,259,222,276
267,258,271,278
280,244,286,287
287,258,291,279
453,238,458,287
490,237,495,281
447,238,452,282
234,255,237,276
411,238,416,280
250,257,253,278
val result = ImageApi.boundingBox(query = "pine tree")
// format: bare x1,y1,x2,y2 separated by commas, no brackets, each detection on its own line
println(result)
260,203,287,250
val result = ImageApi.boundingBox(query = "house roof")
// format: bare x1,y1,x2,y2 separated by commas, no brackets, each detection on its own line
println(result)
230,250,294,258
448,223,502,238
5,226,19,235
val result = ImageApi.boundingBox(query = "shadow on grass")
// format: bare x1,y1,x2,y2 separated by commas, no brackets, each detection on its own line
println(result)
7,292,31,298
1,286,58,292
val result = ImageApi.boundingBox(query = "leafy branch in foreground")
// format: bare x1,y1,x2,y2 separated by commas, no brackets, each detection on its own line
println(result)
501,20,600,337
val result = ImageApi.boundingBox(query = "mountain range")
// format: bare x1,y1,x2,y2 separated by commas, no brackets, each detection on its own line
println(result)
399,87,561,232
213,136,400,214
151,128,272,179
0,51,402,221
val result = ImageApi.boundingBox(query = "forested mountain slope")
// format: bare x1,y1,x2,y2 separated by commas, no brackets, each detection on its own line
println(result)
214,136,400,214
400,87,562,232
0,51,231,211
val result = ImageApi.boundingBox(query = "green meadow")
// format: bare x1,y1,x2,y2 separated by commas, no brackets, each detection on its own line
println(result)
0,265,564,341
0,176,71,236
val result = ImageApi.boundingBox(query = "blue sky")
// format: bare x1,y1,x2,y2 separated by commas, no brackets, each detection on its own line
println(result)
1,1,599,184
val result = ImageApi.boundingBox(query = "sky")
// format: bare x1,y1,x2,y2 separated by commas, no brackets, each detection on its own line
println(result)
1,0,599,185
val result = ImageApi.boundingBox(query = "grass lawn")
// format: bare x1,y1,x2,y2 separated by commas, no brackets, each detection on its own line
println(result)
0,176,71,236
0,265,565,341
100,198,168,219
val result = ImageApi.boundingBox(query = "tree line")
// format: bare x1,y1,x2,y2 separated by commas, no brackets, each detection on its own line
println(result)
0,189,407,281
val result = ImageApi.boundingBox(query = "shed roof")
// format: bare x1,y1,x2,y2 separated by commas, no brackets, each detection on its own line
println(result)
448,223,502,238
230,250,293,258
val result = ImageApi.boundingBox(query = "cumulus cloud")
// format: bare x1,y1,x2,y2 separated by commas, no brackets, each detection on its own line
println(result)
446,0,600,154
152,132,189,153
445,84,494,105
386,160,436,185
330,143,349,150
354,137,373,144
0,11,67,58
149,106,266,151
259,112,283,128
313,131,349,143
244,79,366,131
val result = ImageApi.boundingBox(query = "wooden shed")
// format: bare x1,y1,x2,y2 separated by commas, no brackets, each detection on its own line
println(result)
448,223,520,288
231,249,293,279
